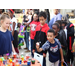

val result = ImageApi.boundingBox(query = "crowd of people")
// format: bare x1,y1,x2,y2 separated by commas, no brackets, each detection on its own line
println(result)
0,9,74,66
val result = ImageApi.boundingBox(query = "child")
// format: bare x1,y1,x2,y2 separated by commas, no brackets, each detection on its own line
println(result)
30,11,40,57
17,23,21,49
36,29,64,66
32,11,50,66
9,9,19,54
17,23,21,33
61,20,67,40
0,12,16,56
52,23,67,62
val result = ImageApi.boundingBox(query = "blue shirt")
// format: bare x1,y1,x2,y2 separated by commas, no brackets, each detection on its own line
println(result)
0,30,14,56
41,38,61,62
49,13,62,29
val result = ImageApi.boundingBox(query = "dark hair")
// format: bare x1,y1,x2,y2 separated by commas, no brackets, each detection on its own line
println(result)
47,29,55,35
9,9,15,14
39,11,47,19
17,23,21,28
31,11,39,22
55,20,62,26
53,23,60,29
61,20,67,26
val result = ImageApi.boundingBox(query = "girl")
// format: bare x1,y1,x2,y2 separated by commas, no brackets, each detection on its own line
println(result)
30,11,40,57
8,9,19,54
52,23,67,62
0,12,15,56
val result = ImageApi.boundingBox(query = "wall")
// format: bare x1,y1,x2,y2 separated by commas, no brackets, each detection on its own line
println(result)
60,9,75,16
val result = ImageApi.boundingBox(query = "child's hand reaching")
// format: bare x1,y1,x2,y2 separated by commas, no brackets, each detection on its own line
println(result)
36,42,43,52
36,42,40,50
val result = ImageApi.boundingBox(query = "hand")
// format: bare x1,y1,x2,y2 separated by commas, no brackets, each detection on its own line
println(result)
36,42,40,50
61,58,64,63
32,50,35,54
43,53,46,57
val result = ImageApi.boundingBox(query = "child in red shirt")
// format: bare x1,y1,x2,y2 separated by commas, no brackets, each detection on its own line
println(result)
30,12,40,57
32,11,50,66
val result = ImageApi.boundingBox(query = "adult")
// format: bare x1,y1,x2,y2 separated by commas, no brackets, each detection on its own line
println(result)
22,9,32,52
8,9,19,54
49,9,62,29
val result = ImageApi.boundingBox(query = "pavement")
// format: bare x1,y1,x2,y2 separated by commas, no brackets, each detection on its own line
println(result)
18,42,49,66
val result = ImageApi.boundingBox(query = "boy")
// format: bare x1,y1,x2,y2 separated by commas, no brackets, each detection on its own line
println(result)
36,29,64,66
32,11,50,66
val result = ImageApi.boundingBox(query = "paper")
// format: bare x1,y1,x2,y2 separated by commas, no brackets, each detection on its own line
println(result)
34,52,43,66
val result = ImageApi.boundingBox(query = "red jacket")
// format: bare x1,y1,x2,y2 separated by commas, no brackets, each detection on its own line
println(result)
33,23,50,55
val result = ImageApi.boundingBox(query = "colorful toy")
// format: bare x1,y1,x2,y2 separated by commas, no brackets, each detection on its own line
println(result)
9,58,12,63
18,38,24,46
18,25,25,38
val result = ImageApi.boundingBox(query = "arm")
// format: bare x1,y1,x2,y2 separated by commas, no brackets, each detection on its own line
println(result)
36,41,49,52
12,43,16,53
59,48,64,62
12,22,16,36
56,38,64,62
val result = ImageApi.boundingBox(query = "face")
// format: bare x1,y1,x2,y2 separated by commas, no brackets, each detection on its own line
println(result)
52,25,59,34
47,32,55,42
62,23,65,29
1,18,10,30
33,14,38,21
8,11,13,18
53,9,59,15
39,16,46,25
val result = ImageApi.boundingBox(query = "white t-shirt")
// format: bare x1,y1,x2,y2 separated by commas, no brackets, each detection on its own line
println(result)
10,17,17,31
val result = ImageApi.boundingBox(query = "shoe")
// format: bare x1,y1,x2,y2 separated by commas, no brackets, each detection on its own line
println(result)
19,46,22,49
25,50,31,52
24,48,28,49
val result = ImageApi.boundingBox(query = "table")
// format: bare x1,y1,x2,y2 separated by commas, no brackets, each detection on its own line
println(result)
21,58,41,66
0,57,41,66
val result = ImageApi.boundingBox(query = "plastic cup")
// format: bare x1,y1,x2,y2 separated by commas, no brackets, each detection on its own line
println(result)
27,61,31,66
32,60,35,64
13,53,17,59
